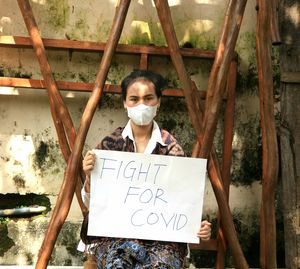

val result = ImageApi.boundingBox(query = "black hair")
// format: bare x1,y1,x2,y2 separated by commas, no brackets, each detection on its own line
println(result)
121,70,167,100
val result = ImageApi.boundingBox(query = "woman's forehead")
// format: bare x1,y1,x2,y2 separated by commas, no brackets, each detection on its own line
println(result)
127,80,156,95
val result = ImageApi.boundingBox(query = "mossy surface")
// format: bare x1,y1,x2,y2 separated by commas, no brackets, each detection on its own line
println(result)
12,174,26,189
190,208,285,268
33,128,65,176
94,20,112,42
0,64,32,79
47,0,69,31
0,224,15,257
231,115,262,185
49,222,83,265
156,97,195,155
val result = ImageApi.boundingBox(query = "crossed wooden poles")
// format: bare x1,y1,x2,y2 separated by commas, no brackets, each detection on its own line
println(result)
16,0,279,268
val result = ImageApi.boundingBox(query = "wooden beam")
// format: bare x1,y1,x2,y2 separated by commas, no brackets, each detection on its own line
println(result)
215,59,237,269
189,239,218,251
281,72,300,83
139,53,148,70
0,76,209,97
0,35,216,59
17,0,88,219
35,0,131,267
256,0,279,267
154,1,248,268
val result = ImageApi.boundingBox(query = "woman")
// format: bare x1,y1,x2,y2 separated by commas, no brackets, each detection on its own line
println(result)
82,70,211,269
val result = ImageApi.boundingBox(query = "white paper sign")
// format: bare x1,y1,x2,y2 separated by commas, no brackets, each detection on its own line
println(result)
88,150,207,243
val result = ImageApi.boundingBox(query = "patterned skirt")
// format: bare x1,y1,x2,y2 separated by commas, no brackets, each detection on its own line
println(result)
91,238,187,269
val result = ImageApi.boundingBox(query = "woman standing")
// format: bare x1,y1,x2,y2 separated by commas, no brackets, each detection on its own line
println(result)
82,70,211,269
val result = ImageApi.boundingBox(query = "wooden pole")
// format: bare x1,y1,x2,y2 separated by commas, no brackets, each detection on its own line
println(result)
215,60,237,269
154,1,248,268
17,0,76,150
17,0,87,214
256,0,279,268
270,0,281,45
201,0,247,158
34,1,131,268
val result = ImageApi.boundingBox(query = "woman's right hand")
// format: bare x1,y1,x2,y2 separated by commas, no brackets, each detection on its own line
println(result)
82,150,96,192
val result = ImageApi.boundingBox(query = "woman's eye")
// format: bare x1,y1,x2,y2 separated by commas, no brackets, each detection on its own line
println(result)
145,96,154,101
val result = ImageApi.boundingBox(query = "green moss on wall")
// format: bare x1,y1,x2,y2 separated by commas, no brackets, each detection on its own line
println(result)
0,224,15,256
47,0,69,31
128,26,151,45
53,71,77,81
12,174,26,189
107,60,126,85
182,34,216,50
156,97,196,155
97,93,123,110
34,141,49,170
231,32,281,186
190,208,285,268
49,221,83,265
124,18,166,46
59,223,81,257
67,17,89,41
236,32,280,98
0,64,32,79
94,20,112,42
231,115,262,185
33,129,64,176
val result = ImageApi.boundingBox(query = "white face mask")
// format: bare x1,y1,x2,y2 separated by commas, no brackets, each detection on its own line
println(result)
126,104,158,126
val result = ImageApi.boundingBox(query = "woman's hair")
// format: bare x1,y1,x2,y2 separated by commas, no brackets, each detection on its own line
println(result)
121,70,167,99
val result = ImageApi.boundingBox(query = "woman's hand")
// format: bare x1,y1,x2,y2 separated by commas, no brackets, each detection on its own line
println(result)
82,150,96,193
197,220,211,241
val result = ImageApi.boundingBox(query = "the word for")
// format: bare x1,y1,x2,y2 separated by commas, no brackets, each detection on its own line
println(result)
124,186,168,206
98,157,167,184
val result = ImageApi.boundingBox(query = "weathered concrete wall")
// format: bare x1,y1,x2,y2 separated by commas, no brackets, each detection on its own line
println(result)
0,0,284,267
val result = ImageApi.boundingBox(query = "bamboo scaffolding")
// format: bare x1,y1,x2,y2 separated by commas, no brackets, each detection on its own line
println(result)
154,1,248,268
256,0,279,268
17,0,87,215
34,0,131,268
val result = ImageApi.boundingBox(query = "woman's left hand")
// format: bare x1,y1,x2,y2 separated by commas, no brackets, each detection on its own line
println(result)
197,220,211,241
